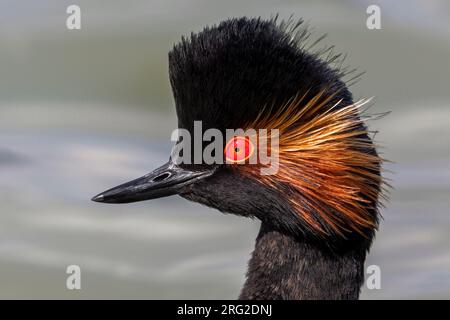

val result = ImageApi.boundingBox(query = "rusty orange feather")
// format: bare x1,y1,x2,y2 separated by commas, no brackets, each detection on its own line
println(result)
238,90,387,237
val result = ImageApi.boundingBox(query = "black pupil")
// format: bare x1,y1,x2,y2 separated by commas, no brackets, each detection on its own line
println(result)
234,147,240,153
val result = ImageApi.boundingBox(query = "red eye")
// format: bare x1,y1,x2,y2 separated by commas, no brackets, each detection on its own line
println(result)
224,136,254,163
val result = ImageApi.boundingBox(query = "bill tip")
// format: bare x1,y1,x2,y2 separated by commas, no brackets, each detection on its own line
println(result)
91,194,104,202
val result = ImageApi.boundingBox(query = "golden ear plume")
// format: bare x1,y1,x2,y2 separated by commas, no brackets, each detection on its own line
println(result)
240,90,389,237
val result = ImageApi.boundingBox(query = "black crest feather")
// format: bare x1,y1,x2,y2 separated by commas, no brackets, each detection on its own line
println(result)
169,16,353,133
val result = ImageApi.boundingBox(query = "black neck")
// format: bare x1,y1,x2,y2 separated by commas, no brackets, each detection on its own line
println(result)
239,222,368,300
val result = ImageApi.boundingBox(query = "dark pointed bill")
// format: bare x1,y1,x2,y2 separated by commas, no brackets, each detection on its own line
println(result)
91,161,215,204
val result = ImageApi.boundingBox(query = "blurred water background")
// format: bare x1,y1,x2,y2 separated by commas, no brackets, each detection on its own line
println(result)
0,0,449,299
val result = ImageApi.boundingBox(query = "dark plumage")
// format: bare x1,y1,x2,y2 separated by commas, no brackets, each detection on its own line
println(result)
169,17,352,133
92,17,386,300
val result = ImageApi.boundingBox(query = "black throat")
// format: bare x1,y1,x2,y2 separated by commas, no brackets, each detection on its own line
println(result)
239,222,369,300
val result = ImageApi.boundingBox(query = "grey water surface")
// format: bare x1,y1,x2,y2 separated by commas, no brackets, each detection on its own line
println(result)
1,0,450,299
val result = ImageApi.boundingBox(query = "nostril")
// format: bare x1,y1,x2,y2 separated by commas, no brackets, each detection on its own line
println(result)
152,172,171,182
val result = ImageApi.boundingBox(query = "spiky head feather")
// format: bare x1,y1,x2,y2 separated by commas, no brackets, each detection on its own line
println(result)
169,17,387,240
240,91,387,238
169,16,354,133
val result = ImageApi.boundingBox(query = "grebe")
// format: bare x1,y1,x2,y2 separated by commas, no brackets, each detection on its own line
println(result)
92,17,386,300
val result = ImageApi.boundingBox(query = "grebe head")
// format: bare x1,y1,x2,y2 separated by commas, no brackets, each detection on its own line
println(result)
92,17,385,244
